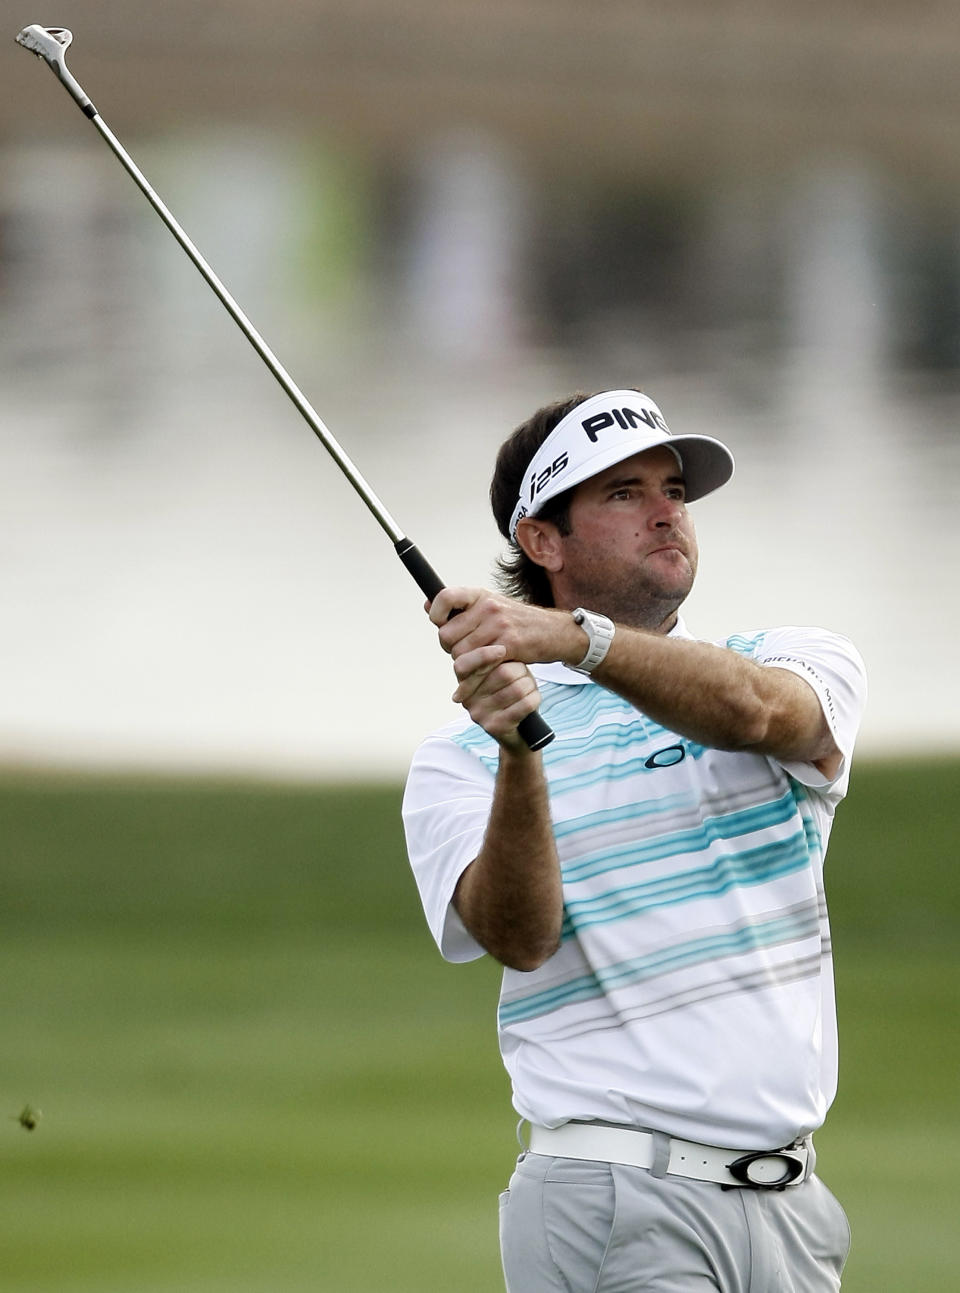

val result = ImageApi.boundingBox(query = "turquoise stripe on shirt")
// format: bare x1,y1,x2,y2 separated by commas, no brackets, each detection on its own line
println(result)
499,903,821,1027
560,829,811,937
559,788,802,883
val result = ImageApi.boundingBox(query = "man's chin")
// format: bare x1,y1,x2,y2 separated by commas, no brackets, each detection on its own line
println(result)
647,547,694,575
594,577,693,631
644,552,696,594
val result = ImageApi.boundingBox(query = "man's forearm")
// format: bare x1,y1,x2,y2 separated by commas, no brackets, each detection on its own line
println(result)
590,631,837,768
432,589,835,770
453,748,563,972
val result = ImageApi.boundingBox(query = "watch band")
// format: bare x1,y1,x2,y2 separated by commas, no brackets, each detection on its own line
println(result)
571,607,616,674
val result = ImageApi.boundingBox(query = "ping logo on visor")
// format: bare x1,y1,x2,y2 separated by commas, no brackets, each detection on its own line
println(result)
507,389,735,541
581,403,668,442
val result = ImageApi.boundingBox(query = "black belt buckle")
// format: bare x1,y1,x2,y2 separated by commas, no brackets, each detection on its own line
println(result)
725,1150,806,1191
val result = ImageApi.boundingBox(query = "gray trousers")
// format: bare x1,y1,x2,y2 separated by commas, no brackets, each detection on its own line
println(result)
499,1152,851,1292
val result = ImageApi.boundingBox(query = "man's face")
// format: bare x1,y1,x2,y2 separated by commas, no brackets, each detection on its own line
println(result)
547,446,699,631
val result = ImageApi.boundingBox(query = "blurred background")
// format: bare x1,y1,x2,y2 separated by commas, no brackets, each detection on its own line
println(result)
4,0,960,776
2,3,958,1291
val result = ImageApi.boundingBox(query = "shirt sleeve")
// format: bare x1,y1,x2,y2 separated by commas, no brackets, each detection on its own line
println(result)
752,625,868,801
401,733,496,963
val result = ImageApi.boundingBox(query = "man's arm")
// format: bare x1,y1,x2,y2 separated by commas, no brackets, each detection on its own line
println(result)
592,633,842,778
434,649,562,970
430,588,842,778
453,745,563,972
427,589,842,970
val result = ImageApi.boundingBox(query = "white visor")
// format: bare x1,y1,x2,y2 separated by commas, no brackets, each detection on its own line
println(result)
508,389,735,539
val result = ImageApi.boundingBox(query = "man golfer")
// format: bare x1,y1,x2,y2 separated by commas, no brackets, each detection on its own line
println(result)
403,389,866,1291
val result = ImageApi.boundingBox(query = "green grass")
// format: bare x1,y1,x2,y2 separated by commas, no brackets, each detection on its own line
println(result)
1,931,508,1292
0,760,957,1290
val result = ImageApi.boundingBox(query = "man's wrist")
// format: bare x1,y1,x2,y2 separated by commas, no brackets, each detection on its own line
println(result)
570,608,616,674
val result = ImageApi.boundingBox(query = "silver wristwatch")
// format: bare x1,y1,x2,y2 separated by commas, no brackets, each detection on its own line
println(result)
571,607,616,674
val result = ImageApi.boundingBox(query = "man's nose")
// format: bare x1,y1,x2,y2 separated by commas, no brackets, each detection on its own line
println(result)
651,495,683,527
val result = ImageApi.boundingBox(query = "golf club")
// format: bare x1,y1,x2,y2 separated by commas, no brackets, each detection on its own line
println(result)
15,24,554,751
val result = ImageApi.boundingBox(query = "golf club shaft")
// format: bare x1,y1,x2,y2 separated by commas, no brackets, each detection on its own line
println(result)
106,125,405,545
15,25,555,751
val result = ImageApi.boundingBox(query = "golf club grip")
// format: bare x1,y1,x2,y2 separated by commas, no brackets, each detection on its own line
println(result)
394,539,555,751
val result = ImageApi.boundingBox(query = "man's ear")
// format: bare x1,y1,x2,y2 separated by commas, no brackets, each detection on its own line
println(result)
515,516,565,572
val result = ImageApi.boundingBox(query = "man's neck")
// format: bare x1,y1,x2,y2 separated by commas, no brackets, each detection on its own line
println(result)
553,599,682,637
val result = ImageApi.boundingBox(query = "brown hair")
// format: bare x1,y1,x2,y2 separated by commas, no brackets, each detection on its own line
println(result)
490,392,593,606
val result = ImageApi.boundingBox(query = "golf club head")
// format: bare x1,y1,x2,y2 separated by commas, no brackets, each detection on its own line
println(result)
15,25,95,115
15,25,73,66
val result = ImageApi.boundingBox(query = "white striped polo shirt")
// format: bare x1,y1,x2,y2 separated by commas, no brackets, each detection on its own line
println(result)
402,620,867,1150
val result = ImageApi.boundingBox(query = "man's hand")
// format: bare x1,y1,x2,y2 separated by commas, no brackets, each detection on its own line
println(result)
428,586,582,666
427,587,576,748
451,654,541,750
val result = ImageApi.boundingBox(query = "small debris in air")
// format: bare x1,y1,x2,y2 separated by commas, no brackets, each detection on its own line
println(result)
14,1105,41,1132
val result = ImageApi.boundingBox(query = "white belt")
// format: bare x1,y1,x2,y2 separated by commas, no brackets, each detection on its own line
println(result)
527,1122,812,1190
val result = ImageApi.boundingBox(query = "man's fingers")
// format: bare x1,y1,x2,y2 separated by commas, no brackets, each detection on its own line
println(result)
446,642,543,749
453,653,522,702
452,644,507,685
467,669,542,744
430,587,519,652
428,585,558,671
454,658,536,709
428,585,476,628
